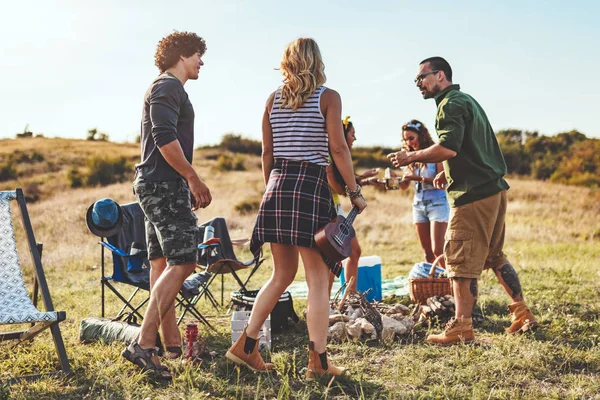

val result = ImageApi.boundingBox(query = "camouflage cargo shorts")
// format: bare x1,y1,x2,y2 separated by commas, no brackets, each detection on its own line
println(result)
133,178,198,266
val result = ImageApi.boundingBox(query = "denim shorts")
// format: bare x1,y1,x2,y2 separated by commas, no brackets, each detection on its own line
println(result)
412,197,450,224
133,178,198,266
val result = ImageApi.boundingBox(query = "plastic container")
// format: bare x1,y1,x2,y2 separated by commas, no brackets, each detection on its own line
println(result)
203,226,215,242
340,255,382,301
231,311,271,351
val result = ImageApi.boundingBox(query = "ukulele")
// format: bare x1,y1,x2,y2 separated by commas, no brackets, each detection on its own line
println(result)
314,206,359,263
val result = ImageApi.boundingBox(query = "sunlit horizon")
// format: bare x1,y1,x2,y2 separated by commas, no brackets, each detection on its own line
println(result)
2,0,599,146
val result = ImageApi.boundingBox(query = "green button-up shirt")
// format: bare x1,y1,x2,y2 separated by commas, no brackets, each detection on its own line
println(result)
435,84,509,207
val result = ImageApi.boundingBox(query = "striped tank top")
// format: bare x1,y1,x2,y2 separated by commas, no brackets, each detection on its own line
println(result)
270,86,329,166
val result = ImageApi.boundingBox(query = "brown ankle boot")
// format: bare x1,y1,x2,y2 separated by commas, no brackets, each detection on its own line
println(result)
306,341,348,381
426,317,475,346
507,301,539,334
225,328,274,372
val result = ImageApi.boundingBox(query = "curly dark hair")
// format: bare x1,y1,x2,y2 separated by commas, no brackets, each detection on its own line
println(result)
402,119,435,150
155,31,207,72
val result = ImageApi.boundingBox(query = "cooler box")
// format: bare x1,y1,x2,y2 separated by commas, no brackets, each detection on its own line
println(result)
340,255,382,301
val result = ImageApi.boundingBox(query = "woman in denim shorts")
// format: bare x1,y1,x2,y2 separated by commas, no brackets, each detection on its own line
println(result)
399,120,449,265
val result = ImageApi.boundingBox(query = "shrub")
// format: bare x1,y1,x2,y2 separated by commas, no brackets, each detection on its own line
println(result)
0,160,17,182
23,182,42,203
16,124,33,138
84,156,132,186
234,199,261,215
87,128,109,141
205,153,220,160
214,154,246,172
220,133,262,155
0,382,10,400
68,167,84,188
550,139,600,188
10,150,44,164
351,146,392,169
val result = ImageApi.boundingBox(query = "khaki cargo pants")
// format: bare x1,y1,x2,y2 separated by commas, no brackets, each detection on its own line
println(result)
444,190,509,279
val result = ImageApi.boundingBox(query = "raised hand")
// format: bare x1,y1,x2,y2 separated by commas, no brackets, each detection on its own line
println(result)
433,171,448,190
387,150,411,168
188,177,212,210
359,168,379,180
351,194,367,213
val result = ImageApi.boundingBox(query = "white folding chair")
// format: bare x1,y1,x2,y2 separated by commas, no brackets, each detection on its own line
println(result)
0,189,71,381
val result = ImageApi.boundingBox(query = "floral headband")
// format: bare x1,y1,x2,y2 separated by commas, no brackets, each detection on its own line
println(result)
405,121,422,131
343,116,352,129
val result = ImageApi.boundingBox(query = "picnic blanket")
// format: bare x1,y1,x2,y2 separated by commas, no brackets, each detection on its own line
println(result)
286,275,410,300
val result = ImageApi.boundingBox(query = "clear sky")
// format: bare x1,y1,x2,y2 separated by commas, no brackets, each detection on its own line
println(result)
2,0,599,146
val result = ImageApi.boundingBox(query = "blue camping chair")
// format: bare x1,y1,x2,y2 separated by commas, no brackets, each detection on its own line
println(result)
97,202,215,330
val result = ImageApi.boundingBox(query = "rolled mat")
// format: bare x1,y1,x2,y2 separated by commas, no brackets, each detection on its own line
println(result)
80,317,149,346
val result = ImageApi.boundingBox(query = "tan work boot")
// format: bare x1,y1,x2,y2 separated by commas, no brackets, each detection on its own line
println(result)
225,328,274,372
426,317,475,345
306,341,348,381
507,301,539,334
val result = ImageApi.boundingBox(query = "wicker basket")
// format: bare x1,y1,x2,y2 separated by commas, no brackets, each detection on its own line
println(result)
408,255,452,304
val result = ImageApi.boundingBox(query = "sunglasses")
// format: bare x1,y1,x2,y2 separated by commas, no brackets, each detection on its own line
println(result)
414,70,440,84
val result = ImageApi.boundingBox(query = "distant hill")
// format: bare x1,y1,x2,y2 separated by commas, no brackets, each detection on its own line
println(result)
2,130,598,203
0,138,140,202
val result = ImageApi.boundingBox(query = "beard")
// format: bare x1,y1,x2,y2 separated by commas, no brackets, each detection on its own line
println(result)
422,82,441,99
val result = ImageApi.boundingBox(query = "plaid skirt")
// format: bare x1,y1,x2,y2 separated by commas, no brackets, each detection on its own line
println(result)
250,158,341,275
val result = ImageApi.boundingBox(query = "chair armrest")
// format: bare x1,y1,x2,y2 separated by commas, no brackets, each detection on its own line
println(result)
202,237,221,245
231,238,250,247
99,241,148,258
198,240,221,250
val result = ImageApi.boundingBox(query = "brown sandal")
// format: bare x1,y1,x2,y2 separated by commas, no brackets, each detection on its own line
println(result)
162,346,183,360
122,341,173,382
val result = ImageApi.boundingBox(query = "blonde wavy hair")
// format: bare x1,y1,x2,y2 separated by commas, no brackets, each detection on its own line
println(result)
279,38,326,111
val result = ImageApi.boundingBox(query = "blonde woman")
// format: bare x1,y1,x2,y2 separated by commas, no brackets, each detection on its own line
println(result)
226,38,366,379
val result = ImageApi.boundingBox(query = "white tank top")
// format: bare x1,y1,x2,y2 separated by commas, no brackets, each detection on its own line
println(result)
270,86,329,166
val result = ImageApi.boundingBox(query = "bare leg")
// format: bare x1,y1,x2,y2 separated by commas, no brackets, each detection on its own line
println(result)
415,223,435,263
328,271,335,298
343,237,361,293
493,262,524,302
452,277,478,319
299,247,331,353
246,243,298,338
149,257,180,348
431,221,447,268
137,263,196,350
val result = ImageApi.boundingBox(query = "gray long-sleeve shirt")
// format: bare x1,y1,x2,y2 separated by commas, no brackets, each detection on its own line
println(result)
135,72,195,182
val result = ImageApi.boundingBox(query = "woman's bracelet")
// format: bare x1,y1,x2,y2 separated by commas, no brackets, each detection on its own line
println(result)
345,184,362,199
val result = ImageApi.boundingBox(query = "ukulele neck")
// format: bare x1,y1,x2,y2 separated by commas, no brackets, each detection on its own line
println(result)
344,206,359,226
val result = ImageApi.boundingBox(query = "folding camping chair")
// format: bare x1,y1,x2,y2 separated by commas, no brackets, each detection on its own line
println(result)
0,189,71,381
196,217,264,308
97,202,215,330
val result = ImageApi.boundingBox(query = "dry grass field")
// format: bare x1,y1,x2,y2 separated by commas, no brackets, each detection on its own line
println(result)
1,138,599,399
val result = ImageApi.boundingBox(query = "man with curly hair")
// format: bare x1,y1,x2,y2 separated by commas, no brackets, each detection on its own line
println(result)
121,31,212,381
